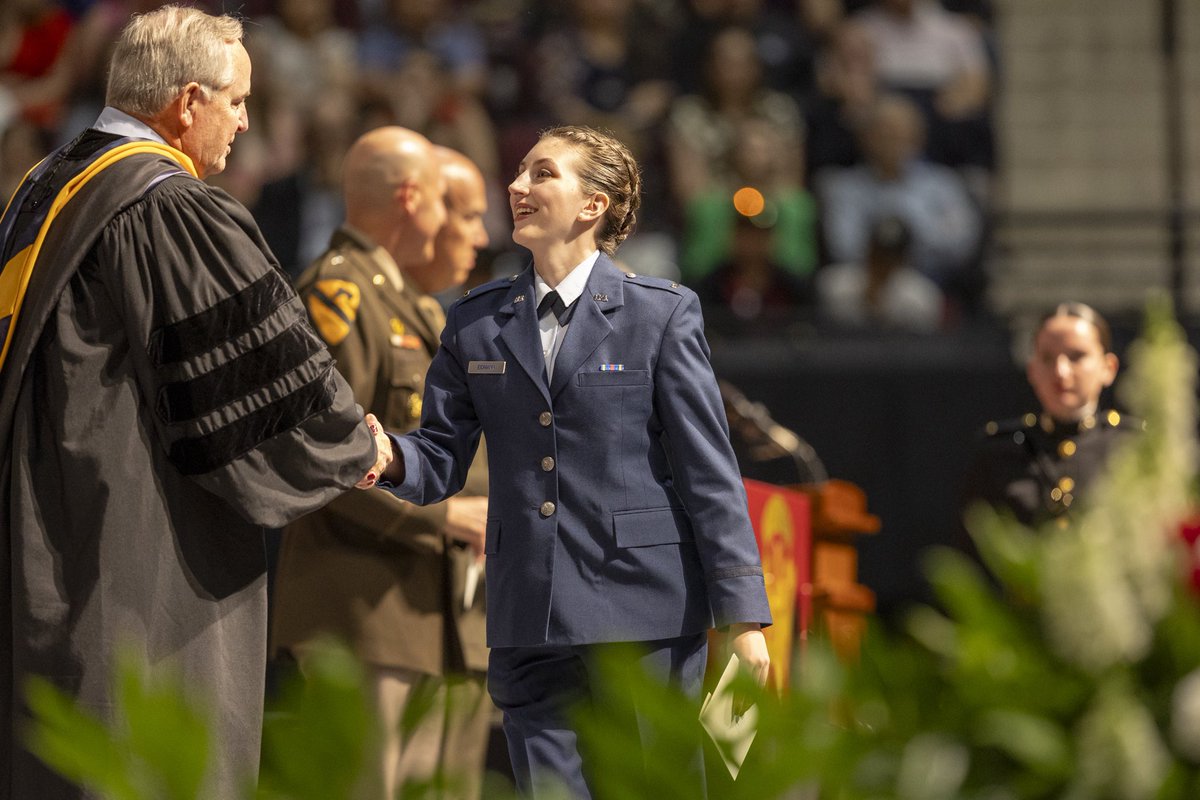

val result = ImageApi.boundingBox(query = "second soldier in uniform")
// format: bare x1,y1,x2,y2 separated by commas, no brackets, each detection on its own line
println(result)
271,129,494,799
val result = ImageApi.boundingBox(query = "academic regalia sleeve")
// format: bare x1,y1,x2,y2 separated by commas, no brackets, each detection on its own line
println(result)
93,175,376,528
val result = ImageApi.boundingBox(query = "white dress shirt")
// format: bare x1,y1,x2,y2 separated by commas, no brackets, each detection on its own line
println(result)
534,250,599,379
93,107,167,144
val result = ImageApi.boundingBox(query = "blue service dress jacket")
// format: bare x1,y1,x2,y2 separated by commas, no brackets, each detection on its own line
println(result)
387,254,772,648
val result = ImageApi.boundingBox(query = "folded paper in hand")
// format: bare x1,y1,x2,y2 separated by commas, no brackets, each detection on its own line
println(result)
463,560,482,611
698,654,759,780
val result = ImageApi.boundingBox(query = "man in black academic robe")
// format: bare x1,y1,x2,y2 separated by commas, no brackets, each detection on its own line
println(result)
0,8,386,798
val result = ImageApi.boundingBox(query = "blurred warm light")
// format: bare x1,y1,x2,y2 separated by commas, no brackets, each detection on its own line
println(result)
732,186,765,217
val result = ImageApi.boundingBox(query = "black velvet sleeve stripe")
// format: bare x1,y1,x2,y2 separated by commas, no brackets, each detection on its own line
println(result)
155,324,325,425
168,368,338,475
147,269,294,366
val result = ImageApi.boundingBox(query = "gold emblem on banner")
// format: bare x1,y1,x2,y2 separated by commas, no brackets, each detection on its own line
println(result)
759,494,797,695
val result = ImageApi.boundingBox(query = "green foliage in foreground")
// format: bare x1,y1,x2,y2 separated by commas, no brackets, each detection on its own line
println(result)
571,298,1200,799
27,640,523,800
23,299,1200,799
255,641,374,800
26,653,211,800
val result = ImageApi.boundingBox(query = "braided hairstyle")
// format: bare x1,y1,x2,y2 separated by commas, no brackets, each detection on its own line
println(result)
1039,301,1113,352
539,125,641,256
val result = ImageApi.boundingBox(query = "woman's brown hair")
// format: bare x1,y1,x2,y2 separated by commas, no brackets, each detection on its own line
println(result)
539,125,641,256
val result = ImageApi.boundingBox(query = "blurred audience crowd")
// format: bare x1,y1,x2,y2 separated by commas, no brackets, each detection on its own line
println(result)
1,0,997,336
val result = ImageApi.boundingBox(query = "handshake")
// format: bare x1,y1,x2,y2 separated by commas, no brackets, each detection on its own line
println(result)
355,413,396,489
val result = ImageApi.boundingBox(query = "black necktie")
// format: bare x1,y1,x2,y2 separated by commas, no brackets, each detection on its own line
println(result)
537,290,574,324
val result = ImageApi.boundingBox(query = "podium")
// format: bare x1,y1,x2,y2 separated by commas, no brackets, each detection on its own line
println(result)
707,478,878,692
738,478,879,684
795,480,880,662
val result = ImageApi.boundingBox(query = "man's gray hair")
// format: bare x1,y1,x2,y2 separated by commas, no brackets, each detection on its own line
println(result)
106,5,244,118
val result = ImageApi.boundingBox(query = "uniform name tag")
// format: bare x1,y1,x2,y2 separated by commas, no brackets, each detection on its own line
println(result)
468,360,506,374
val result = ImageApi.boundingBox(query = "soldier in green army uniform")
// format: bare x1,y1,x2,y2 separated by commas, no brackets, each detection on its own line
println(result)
963,302,1142,529
271,128,494,799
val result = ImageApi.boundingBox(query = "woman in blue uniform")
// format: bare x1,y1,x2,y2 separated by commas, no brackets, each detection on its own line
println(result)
377,125,771,797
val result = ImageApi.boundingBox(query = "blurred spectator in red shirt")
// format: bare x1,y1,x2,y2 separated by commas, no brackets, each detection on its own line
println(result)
0,0,73,135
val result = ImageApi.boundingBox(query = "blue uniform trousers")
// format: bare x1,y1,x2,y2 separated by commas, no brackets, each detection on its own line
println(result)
487,633,708,799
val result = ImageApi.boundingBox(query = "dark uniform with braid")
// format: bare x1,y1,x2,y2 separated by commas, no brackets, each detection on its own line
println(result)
962,409,1142,528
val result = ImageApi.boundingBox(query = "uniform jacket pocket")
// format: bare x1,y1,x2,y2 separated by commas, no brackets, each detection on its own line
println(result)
385,346,427,427
612,507,693,548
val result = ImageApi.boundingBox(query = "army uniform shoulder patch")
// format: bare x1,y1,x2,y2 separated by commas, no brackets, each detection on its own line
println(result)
306,279,361,346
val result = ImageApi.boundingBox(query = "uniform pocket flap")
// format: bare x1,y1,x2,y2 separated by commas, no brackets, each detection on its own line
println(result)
577,369,650,387
612,507,693,548
484,517,501,554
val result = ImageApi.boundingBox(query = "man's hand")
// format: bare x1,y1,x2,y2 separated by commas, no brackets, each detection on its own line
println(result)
355,413,393,489
444,495,488,556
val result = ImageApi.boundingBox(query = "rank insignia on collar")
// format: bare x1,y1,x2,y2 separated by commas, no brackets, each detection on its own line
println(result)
515,294,526,303
593,293,608,302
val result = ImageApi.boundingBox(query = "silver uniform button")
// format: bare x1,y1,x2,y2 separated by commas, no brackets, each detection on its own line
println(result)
539,411,553,427
540,501,556,517
541,456,555,472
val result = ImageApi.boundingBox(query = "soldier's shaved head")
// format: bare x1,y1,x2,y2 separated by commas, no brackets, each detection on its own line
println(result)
341,126,446,269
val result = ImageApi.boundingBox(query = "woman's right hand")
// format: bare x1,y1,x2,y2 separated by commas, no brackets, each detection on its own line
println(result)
355,413,393,489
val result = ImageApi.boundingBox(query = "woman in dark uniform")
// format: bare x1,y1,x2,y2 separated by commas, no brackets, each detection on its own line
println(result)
963,302,1140,528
